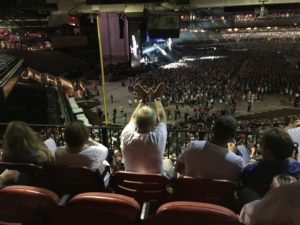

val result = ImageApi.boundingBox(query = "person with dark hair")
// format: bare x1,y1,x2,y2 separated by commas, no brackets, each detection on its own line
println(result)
175,115,245,181
241,127,300,186
55,121,109,186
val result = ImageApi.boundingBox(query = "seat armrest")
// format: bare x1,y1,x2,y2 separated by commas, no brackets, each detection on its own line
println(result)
140,201,151,220
58,194,71,206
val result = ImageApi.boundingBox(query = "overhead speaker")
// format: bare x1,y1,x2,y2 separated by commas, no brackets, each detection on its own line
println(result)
147,13,180,39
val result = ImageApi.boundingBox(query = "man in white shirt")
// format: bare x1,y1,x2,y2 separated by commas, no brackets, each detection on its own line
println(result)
286,119,300,161
175,115,244,181
120,83,169,176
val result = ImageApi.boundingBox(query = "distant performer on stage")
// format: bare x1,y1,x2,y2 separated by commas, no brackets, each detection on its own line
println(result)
167,38,172,51
130,35,139,58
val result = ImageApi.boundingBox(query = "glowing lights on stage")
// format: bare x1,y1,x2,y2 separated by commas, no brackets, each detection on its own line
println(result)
167,38,172,51
130,35,139,58
199,56,226,60
140,37,173,65
162,62,187,69
180,29,206,33
161,55,227,69
155,44,167,56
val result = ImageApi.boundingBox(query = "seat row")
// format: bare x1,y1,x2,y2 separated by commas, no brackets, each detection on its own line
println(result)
0,185,243,225
0,162,270,213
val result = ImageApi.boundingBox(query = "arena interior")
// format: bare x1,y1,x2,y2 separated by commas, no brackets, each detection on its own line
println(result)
0,0,299,224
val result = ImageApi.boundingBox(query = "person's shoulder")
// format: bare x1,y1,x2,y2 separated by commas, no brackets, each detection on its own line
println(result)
55,146,66,154
54,146,68,160
287,159,300,174
153,122,167,134
121,122,136,135
187,140,207,151
287,126,300,135
242,160,260,172
84,143,108,152
156,122,167,129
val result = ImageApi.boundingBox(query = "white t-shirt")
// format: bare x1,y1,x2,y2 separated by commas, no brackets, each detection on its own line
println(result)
55,143,108,171
120,122,167,175
44,138,57,157
287,127,300,161
177,141,244,181
240,183,300,225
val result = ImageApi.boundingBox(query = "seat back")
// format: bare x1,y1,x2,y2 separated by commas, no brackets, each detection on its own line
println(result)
174,177,237,210
245,183,270,196
146,201,242,225
46,192,140,225
112,171,170,204
0,185,59,225
0,162,43,186
44,165,105,196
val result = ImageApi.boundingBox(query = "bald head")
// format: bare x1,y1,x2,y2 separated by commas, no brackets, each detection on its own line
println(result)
136,105,156,132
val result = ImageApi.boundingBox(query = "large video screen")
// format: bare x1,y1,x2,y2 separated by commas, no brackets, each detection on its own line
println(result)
147,14,180,39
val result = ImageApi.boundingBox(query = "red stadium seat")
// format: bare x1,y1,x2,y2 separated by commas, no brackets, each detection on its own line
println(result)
45,192,140,225
0,162,42,173
0,185,59,225
0,162,43,186
112,171,170,205
174,176,237,210
43,164,105,196
144,201,243,225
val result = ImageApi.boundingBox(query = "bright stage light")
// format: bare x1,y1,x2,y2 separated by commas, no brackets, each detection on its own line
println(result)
162,62,187,69
155,45,167,56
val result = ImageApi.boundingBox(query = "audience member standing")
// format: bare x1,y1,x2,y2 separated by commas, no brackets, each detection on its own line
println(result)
120,83,173,177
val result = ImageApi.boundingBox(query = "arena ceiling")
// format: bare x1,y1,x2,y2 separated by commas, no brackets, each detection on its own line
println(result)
47,0,300,13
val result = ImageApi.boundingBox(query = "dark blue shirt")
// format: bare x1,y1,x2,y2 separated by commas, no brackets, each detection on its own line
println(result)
241,159,300,185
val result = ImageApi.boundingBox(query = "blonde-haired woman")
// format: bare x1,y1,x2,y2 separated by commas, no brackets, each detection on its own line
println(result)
3,121,53,164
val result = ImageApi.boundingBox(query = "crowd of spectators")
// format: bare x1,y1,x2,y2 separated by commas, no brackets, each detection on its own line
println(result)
222,28,300,42
0,31,52,50
235,12,300,27
234,51,300,99
135,56,243,125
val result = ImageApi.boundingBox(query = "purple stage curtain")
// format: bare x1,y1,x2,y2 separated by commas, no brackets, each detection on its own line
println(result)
98,13,129,65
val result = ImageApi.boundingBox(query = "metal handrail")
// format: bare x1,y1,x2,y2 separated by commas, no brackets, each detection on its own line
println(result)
0,122,260,158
